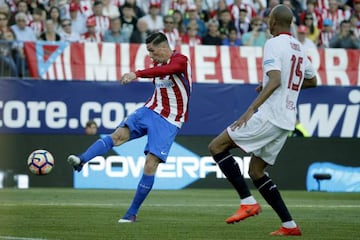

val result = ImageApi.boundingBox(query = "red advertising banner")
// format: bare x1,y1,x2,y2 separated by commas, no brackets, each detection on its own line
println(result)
24,42,360,86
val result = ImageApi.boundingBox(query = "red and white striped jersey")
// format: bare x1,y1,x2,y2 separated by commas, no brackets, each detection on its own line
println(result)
161,28,180,50
316,0,329,11
88,15,110,36
29,20,44,38
135,51,192,127
228,3,256,23
322,8,351,31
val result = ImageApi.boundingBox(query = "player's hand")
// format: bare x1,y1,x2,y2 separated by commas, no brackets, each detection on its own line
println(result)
230,109,254,131
255,82,263,93
121,72,136,84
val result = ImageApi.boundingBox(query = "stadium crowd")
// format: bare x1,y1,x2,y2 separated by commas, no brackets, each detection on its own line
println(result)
0,0,359,77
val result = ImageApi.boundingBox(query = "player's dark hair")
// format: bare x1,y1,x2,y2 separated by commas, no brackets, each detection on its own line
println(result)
146,32,168,46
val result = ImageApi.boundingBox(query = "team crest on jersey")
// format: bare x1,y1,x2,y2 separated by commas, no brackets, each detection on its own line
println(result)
155,77,174,88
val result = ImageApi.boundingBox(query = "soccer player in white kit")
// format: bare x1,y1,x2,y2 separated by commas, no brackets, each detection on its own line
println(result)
208,5,317,236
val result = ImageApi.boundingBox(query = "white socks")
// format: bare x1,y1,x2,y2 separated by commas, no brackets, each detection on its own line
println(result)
282,220,297,228
240,196,257,205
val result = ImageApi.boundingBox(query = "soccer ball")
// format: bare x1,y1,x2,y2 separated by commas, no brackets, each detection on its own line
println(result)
27,149,55,175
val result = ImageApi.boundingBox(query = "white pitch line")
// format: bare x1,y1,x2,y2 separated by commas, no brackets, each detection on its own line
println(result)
0,202,359,208
0,236,49,240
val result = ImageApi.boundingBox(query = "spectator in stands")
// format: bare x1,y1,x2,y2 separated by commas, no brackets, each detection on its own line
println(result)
172,9,186,36
322,0,351,31
28,0,47,20
10,12,37,77
248,0,266,14
218,9,236,40
229,0,256,24
130,18,151,43
318,18,335,48
120,3,138,42
222,26,242,46
102,0,120,18
103,17,128,43
71,0,93,18
259,0,278,19
29,8,44,39
329,20,360,49
88,0,110,36
57,0,70,20
81,16,103,42
161,14,181,50
235,7,250,37
0,12,12,36
120,0,145,19
282,0,302,25
241,16,268,47
303,13,320,45
47,6,62,33
193,0,210,23
181,21,202,46
0,29,18,77
296,25,317,52
140,2,163,32
8,0,33,26
85,119,98,135
60,18,81,42
290,15,299,39
349,14,360,38
352,0,360,21
41,0,57,14
170,0,191,15
209,0,228,20
183,5,207,37
202,18,222,45
0,4,10,15
39,19,61,42
299,0,322,29
68,2,86,35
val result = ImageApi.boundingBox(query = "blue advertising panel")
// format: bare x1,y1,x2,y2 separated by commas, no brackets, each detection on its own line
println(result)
73,135,250,190
0,79,359,137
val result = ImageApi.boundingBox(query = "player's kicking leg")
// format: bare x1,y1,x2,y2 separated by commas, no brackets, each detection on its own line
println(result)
67,155,84,172
66,135,114,172
67,128,129,172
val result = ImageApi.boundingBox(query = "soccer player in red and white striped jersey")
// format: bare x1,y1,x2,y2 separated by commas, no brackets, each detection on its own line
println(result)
67,32,192,223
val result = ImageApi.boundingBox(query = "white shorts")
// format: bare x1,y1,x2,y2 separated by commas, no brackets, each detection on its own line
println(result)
227,114,289,165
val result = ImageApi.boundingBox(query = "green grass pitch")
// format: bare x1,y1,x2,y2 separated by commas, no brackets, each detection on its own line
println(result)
0,188,359,240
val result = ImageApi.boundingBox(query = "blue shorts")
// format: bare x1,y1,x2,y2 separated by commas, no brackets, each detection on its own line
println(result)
119,107,179,162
